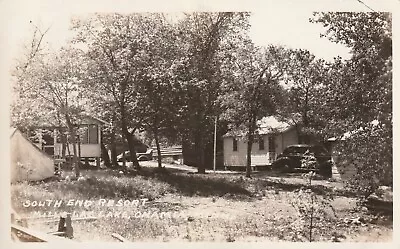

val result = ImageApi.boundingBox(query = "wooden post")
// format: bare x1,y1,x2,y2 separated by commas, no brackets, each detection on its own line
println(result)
65,214,73,239
97,124,101,145
78,139,81,159
97,124,101,166
57,216,65,232
213,116,217,172
54,128,57,156
38,129,43,150
57,213,73,239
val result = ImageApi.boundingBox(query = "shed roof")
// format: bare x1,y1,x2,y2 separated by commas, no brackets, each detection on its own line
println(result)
327,119,380,141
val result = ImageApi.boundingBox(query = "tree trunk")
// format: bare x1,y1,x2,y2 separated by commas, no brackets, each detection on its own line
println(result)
101,142,111,168
110,135,118,168
302,87,310,144
64,114,80,177
246,134,254,178
77,135,81,158
121,126,140,171
61,131,66,159
71,137,79,177
182,134,191,166
194,114,206,174
66,140,71,160
154,128,163,168
199,147,206,174
68,125,80,177
119,101,140,171
126,133,140,170
61,131,67,169
246,115,256,178
195,130,206,174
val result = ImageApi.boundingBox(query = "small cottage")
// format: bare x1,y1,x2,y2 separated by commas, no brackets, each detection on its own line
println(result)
30,116,108,166
223,116,299,170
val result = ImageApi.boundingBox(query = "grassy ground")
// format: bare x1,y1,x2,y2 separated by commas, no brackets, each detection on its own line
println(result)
11,164,392,242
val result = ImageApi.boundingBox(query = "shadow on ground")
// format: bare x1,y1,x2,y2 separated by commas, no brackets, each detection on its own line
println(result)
137,168,252,200
253,177,358,198
131,167,358,199
30,167,357,201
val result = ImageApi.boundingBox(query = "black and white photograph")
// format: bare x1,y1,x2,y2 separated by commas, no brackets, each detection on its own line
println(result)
1,0,396,244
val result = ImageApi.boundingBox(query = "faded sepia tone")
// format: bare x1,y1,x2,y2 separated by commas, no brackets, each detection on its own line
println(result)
2,0,394,245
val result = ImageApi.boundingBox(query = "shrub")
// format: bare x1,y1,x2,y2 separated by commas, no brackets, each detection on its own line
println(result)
336,124,392,195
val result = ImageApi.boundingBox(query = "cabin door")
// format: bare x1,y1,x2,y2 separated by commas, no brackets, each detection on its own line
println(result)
268,136,276,164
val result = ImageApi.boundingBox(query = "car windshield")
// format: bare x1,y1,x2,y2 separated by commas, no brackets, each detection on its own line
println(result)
311,146,329,156
283,146,310,154
283,145,329,155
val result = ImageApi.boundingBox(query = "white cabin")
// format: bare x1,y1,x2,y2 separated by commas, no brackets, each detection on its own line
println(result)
31,116,108,165
223,116,299,169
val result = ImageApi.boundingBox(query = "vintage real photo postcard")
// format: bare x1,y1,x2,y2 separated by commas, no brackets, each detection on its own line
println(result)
1,0,397,245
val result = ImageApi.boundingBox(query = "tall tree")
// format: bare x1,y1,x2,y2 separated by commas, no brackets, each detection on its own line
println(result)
72,13,169,171
132,15,183,169
11,23,50,128
12,46,87,177
176,12,251,173
220,44,290,177
311,12,392,193
283,49,329,143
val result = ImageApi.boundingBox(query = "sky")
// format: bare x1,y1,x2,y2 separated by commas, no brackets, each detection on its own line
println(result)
249,9,352,60
1,0,397,68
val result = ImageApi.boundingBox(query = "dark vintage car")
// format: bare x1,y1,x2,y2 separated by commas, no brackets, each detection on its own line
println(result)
271,144,332,177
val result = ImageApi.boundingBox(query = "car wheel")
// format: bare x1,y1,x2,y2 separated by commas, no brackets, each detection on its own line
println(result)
281,161,292,173
319,162,332,178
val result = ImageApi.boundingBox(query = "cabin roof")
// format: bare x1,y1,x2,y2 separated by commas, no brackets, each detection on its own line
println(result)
257,116,292,135
30,114,109,128
83,115,109,125
224,116,295,137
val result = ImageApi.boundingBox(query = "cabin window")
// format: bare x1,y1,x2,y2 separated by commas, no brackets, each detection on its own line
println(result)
268,136,275,152
80,125,99,144
233,138,238,151
80,126,89,144
41,129,54,145
259,136,265,150
88,125,99,144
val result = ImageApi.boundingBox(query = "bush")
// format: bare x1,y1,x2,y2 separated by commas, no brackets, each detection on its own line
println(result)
336,124,392,195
